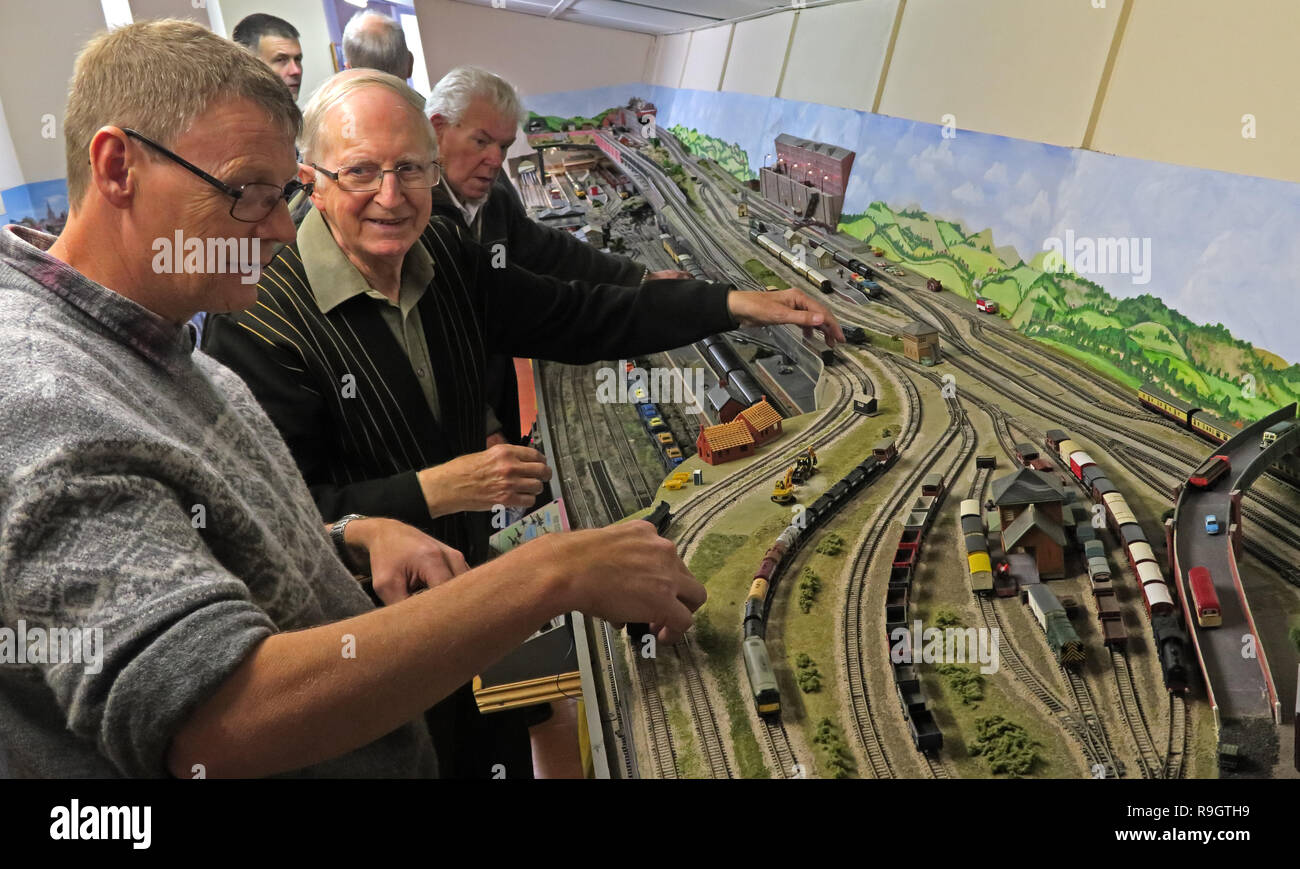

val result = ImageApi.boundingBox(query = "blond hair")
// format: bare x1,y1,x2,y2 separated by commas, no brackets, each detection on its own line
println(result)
64,19,300,208
299,69,437,163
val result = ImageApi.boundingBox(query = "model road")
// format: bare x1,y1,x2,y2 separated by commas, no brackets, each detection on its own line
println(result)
1173,414,1296,722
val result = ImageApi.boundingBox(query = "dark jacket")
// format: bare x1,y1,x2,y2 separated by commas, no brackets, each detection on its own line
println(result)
204,214,734,566
431,174,646,442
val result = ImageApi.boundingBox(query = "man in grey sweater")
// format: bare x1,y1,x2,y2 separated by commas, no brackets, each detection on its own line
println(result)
0,19,704,778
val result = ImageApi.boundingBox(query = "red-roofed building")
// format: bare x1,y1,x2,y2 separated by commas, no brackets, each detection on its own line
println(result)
737,398,783,446
696,419,755,465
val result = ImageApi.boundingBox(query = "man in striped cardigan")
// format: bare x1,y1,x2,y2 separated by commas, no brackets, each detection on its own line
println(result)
204,69,843,776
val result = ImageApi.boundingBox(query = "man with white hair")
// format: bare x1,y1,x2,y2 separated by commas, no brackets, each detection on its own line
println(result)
342,10,414,80
426,65,684,444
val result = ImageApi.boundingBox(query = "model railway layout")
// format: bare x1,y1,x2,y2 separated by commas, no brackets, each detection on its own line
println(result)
527,121,1297,782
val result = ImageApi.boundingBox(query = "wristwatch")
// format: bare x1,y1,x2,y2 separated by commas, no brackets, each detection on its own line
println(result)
330,513,367,574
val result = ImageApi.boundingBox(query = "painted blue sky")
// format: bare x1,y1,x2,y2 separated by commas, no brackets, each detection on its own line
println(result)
528,84,1300,367
0,178,69,224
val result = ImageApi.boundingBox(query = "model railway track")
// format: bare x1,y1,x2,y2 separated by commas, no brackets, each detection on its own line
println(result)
674,638,733,778
921,754,950,778
842,383,965,779
881,355,922,452
597,618,637,778
538,362,640,777
659,366,865,777
1063,669,1123,778
587,460,623,529
1110,649,1163,779
976,596,1066,714
541,361,599,529
966,464,992,502
635,656,679,779
670,363,861,552
762,719,799,779
1165,694,1188,779
597,392,656,509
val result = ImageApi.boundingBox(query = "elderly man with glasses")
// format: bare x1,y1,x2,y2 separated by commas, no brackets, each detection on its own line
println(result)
204,68,843,777
0,20,710,779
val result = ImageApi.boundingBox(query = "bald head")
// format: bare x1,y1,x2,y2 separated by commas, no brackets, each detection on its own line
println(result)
342,11,413,79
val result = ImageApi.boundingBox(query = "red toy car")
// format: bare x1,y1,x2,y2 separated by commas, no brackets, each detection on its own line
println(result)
976,297,999,313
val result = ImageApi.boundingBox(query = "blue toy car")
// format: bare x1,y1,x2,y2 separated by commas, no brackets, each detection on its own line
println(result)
1204,514,1220,534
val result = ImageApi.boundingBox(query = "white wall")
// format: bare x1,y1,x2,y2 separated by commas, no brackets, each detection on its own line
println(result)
129,0,206,24
1091,0,1300,183
413,0,653,96
779,0,897,111
878,0,1121,148
649,31,690,88
0,0,106,185
214,0,335,102
721,12,790,98
678,25,731,92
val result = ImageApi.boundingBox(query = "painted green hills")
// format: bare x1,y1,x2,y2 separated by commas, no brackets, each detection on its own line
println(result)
839,201,1300,422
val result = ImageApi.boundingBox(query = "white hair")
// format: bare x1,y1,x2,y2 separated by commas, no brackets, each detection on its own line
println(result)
342,11,411,78
299,69,437,163
424,65,526,126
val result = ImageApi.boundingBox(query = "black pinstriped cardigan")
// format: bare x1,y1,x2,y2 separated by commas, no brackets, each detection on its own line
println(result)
203,214,735,565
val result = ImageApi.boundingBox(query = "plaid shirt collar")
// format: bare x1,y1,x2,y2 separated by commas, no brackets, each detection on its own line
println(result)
1,224,195,377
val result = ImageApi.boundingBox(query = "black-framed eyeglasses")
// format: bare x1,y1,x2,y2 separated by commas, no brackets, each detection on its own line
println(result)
122,128,307,223
310,160,442,192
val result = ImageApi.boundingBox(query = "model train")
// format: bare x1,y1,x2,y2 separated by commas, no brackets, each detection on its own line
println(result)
747,221,833,293
795,233,887,298
1026,585,1085,668
886,470,948,751
959,498,994,595
1044,427,1188,691
742,439,899,718
659,233,696,273
699,334,766,410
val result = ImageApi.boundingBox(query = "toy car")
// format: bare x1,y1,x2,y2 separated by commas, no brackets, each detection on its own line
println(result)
1204,514,1220,534
633,387,647,402
976,297,999,313
647,416,668,433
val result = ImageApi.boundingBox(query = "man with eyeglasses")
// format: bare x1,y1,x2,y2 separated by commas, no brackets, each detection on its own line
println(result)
0,20,709,779
203,68,844,777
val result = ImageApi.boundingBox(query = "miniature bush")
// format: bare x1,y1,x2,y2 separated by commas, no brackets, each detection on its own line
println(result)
815,532,845,556
934,608,964,629
797,568,821,613
967,715,1039,776
811,717,854,778
795,653,821,693
936,664,984,705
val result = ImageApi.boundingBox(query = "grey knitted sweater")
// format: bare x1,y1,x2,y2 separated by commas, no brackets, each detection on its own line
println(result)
0,225,436,777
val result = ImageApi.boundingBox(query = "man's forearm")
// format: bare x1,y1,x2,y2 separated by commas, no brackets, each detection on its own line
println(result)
166,549,565,778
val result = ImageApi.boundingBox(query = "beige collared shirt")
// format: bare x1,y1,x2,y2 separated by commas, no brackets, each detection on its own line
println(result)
299,207,442,419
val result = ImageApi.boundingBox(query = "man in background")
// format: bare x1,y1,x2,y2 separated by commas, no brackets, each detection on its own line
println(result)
343,10,414,81
233,13,304,100
426,66,687,444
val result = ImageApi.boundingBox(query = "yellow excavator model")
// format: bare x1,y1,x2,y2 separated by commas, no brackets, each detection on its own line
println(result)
771,466,796,504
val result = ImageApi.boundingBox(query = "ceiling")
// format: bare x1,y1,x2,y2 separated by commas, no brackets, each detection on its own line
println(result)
448,0,791,35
